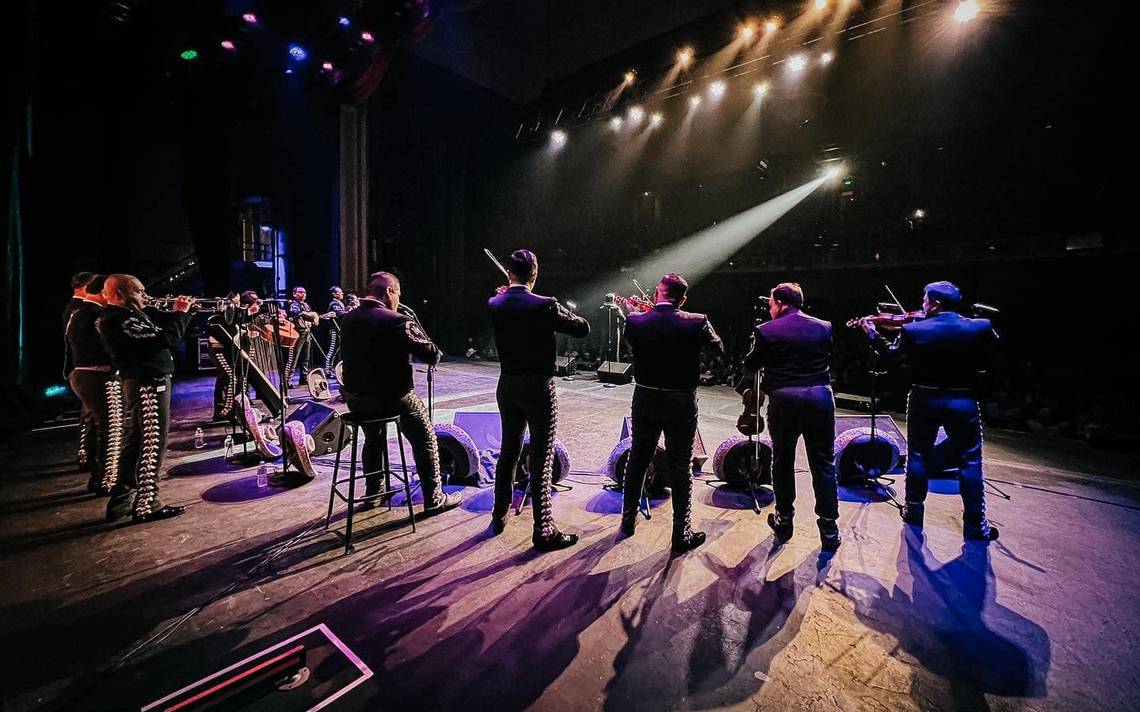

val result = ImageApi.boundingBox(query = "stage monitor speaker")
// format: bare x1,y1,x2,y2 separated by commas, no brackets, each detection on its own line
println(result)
286,402,344,456
452,411,503,453
555,356,577,376
596,361,633,385
834,414,906,447
835,427,903,485
619,416,708,472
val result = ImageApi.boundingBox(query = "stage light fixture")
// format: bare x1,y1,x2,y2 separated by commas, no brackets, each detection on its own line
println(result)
609,116,624,131
180,48,198,61
739,24,756,40
815,0,828,10
753,82,769,97
709,80,727,98
242,12,258,24
628,106,645,122
220,39,236,51
338,16,351,27
913,208,926,219
821,51,834,65
789,54,807,72
765,19,780,33
954,0,981,23
624,70,637,85
361,31,375,43
650,112,664,127
288,44,308,61
550,129,567,145
321,61,334,72
677,47,694,67
822,162,845,180
688,95,702,108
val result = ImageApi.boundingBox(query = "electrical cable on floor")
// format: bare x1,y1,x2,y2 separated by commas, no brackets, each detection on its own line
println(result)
986,477,1140,511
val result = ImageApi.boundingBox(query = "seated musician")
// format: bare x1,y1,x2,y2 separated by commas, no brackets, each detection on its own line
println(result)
338,272,462,515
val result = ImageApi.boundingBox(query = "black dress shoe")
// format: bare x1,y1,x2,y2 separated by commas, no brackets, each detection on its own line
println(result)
901,502,925,528
671,531,706,552
818,518,841,552
619,516,637,536
132,505,185,524
964,522,1000,541
491,511,508,535
767,513,793,542
533,530,579,551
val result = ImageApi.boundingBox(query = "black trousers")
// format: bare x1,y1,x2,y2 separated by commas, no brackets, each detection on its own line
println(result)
343,390,444,508
767,385,839,522
108,376,172,520
905,387,987,516
622,386,699,539
494,374,560,538
209,346,237,420
285,331,315,385
69,369,122,491
76,400,93,468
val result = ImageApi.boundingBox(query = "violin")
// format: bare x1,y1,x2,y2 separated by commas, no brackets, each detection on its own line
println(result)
845,309,926,332
736,384,766,436
618,295,653,313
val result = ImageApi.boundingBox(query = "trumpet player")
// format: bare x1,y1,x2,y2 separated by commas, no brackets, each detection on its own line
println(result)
97,275,192,524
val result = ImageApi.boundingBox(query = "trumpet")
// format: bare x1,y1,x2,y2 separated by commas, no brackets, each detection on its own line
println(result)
143,295,237,313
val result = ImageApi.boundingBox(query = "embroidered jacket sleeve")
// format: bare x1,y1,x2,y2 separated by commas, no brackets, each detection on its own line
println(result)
400,316,441,366
549,299,590,338
702,317,725,354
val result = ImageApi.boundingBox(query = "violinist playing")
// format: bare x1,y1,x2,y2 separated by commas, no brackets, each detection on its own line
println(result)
621,273,723,552
853,280,1000,541
743,282,840,552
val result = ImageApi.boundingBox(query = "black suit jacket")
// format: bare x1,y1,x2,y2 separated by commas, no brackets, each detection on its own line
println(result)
66,300,113,369
339,299,440,399
626,304,723,390
877,311,995,390
488,286,590,376
744,309,832,391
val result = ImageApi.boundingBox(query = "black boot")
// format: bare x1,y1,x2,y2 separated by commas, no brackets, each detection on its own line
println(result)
671,531,706,552
964,512,999,541
818,518,841,552
421,491,462,518
767,512,793,542
901,501,925,528
533,530,579,551
132,505,185,524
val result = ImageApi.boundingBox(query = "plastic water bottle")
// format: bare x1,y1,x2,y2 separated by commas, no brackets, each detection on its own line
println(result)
223,434,234,459
257,463,269,488
194,427,206,449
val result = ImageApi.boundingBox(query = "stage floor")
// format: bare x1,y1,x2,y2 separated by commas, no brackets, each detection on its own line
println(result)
2,361,1139,711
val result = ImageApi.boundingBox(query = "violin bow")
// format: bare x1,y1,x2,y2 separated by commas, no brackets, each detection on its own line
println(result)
631,278,650,301
484,248,510,280
884,285,906,314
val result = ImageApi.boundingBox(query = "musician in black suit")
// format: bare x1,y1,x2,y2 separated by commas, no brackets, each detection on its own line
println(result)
65,275,121,495
206,291,260,421
622,273,723,552
743,283,840,552
325,286,347,369
97,274,191,524
857,281,999,541
339,272,462,515
488,249,590,551
285,286,319,386
64,271,97,470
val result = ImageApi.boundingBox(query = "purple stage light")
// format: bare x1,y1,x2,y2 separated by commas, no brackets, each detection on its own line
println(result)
242,12,258,24
220,39,236,51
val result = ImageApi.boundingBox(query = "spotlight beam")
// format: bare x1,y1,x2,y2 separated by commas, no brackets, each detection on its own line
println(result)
567,175,830,307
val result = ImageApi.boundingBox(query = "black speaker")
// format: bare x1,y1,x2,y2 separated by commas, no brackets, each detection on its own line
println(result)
555,356,577,376
597,361,633,385
286,401,344,456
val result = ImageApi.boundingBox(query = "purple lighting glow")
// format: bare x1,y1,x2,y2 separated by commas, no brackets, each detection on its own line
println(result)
220,40,236,51
361,31,375,43
242,12,258,24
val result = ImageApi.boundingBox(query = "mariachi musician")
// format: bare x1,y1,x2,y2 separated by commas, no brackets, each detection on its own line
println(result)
285,285,320,386
206,291,260,421
64,271,98,470
488,249,590,551
621,273,723,552
325,286,347,369
97,274,191,524
854,281,999,541
65,274,121,495
743,282,840,552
